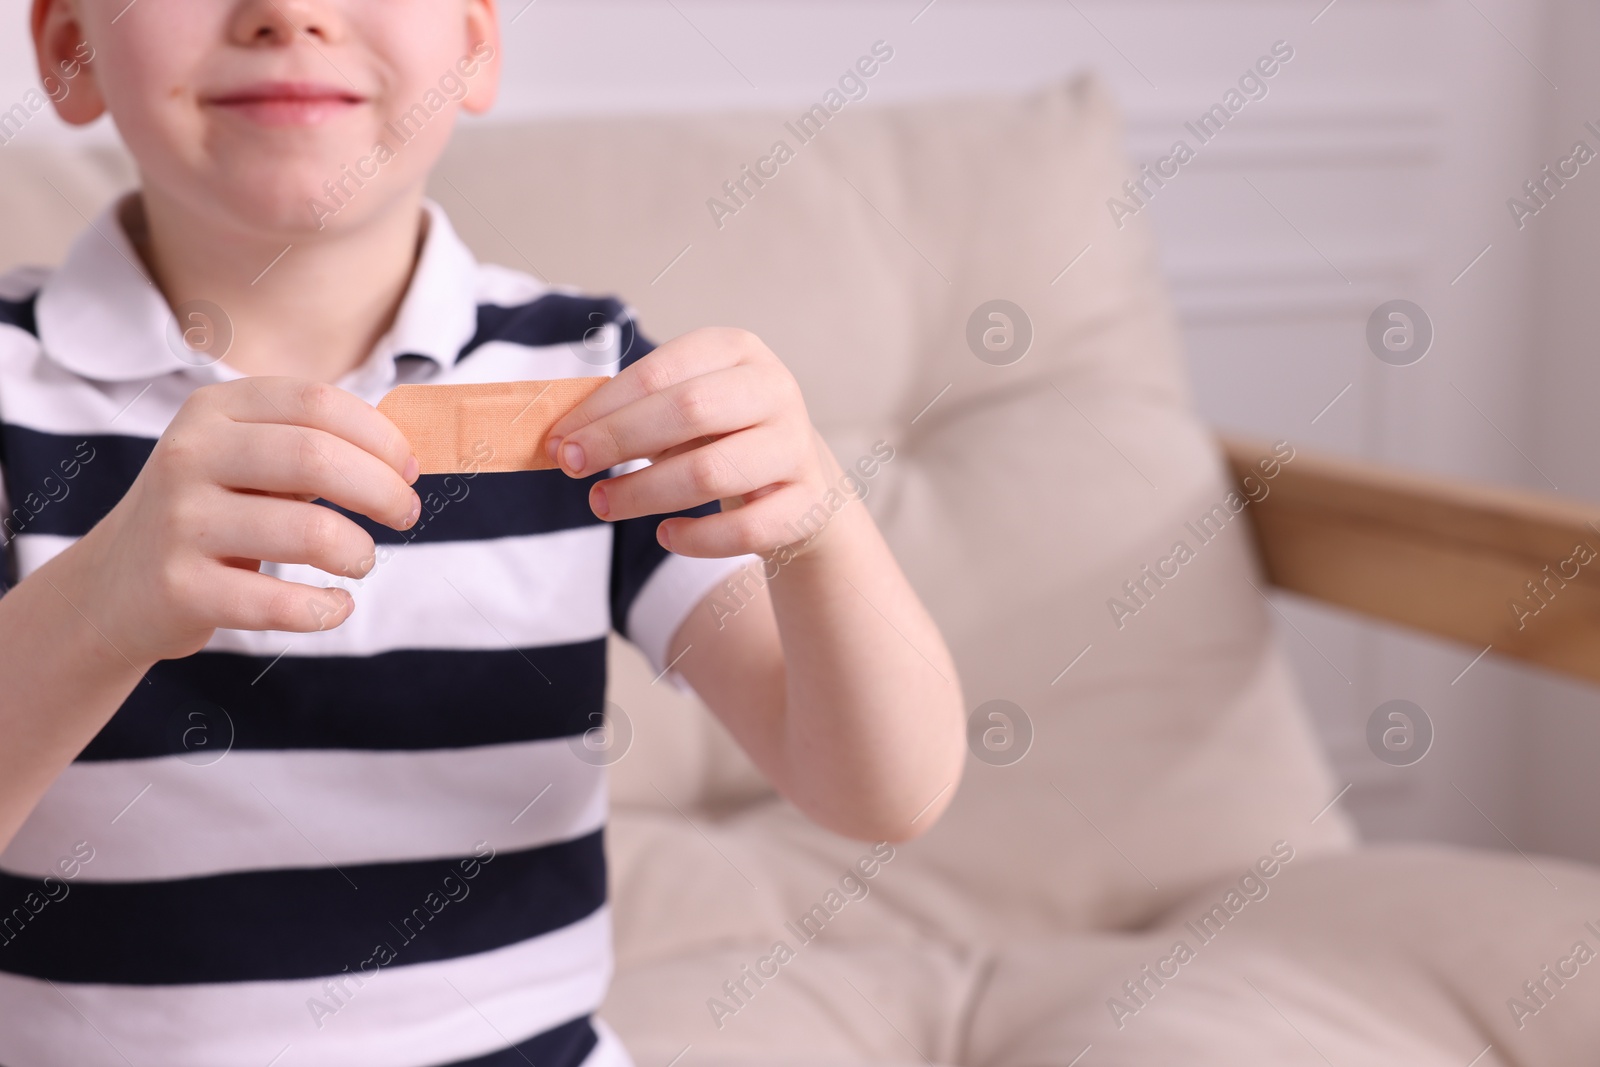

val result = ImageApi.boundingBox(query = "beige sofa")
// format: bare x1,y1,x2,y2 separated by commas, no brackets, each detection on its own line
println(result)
6,75,1600,1065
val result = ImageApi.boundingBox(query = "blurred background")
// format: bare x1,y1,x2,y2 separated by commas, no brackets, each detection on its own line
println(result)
4,0,1599,862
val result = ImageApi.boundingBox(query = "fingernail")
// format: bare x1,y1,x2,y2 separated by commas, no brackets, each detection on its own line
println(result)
591,483,609,519
545,436,562,464
403,455,420,484
405,492,421,528
657,522,671,551
562,441,585,473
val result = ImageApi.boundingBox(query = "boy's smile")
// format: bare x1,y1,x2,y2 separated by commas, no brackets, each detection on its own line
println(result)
202,79,367,128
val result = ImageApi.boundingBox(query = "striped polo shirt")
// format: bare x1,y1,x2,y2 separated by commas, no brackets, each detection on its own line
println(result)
0,197,752,1067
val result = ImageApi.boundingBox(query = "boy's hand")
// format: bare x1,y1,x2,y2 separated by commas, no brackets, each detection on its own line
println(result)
73,378,420,665
544,328,833,559
549,329,968,841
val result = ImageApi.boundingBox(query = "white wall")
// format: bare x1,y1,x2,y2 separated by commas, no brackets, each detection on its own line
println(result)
3,0,1593,859
1515,0,1600,863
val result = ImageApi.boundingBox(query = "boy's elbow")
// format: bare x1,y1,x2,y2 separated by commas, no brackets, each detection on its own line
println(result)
825,753,966,845
896,752,966,842
894,680,969,840
786,673,968,844
875,685,967,843
879,788,957,844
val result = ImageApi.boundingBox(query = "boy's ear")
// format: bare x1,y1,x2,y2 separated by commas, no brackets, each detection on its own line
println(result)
460,0,500,116
31,0,106,125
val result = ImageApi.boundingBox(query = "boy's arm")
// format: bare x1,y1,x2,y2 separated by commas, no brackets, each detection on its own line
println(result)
545,329,965,842
0,544,154,850
668,430,963,842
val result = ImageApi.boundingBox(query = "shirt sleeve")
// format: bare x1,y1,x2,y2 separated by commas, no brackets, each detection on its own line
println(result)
605,318,762,691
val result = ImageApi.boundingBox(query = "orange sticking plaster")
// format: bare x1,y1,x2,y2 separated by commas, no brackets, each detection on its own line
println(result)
376,378,609,474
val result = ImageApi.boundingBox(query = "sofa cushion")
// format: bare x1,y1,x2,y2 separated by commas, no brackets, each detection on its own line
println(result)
606,845,1600,1066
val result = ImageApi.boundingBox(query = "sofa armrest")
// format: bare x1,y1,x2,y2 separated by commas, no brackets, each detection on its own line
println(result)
1220,434,1600,685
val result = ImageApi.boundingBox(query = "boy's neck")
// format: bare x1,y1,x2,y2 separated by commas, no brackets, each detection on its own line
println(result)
128,189,427,385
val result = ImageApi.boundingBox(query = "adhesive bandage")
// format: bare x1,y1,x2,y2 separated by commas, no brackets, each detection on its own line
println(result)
376,378,608,474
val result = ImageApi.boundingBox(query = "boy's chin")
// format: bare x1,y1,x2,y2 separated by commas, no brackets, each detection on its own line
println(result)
204,173,420,239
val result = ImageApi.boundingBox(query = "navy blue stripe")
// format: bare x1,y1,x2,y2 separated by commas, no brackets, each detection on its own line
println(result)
0,424,608,543
332,468,607,545
609,498,721,643
457,293,641,364
0,294,39,585
0,431,146,543
434,1016,598,1067
0,295,37,488
0,294,39,340
605,329,723,641
0,831,606,984
77,639,606,760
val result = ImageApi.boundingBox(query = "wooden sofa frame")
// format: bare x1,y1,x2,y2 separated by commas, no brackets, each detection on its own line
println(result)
1220,436,1600,685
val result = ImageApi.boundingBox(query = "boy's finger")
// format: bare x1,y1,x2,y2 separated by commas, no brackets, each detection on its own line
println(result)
588,426,780,521
198,567,356,635
552,367,770,478
205,422,419,531
656,482,819,559
546,328,754,445
201,494,380,582
210,377,418,482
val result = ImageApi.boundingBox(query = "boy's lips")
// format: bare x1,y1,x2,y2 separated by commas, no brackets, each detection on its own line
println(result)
204,82,366,127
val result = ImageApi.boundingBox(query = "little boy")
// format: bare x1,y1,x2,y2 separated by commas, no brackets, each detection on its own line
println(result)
0,0,964,1063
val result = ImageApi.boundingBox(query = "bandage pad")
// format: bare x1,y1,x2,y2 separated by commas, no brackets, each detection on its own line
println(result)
377,378,608,474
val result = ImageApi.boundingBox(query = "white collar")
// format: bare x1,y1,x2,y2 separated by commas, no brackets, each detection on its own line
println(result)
35,195,480,391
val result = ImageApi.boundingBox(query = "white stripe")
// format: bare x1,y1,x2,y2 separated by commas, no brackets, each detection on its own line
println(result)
627,551,763,679
0,907,613,1067
14,526,613,657
0,350,613,440
1,739,605,881
450,339,619,382
0,333,619,444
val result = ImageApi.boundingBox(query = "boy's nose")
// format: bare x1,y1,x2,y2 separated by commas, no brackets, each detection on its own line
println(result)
228,0,345,46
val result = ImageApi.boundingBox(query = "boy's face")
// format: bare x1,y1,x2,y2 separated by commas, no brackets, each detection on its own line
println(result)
32,0,500,237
